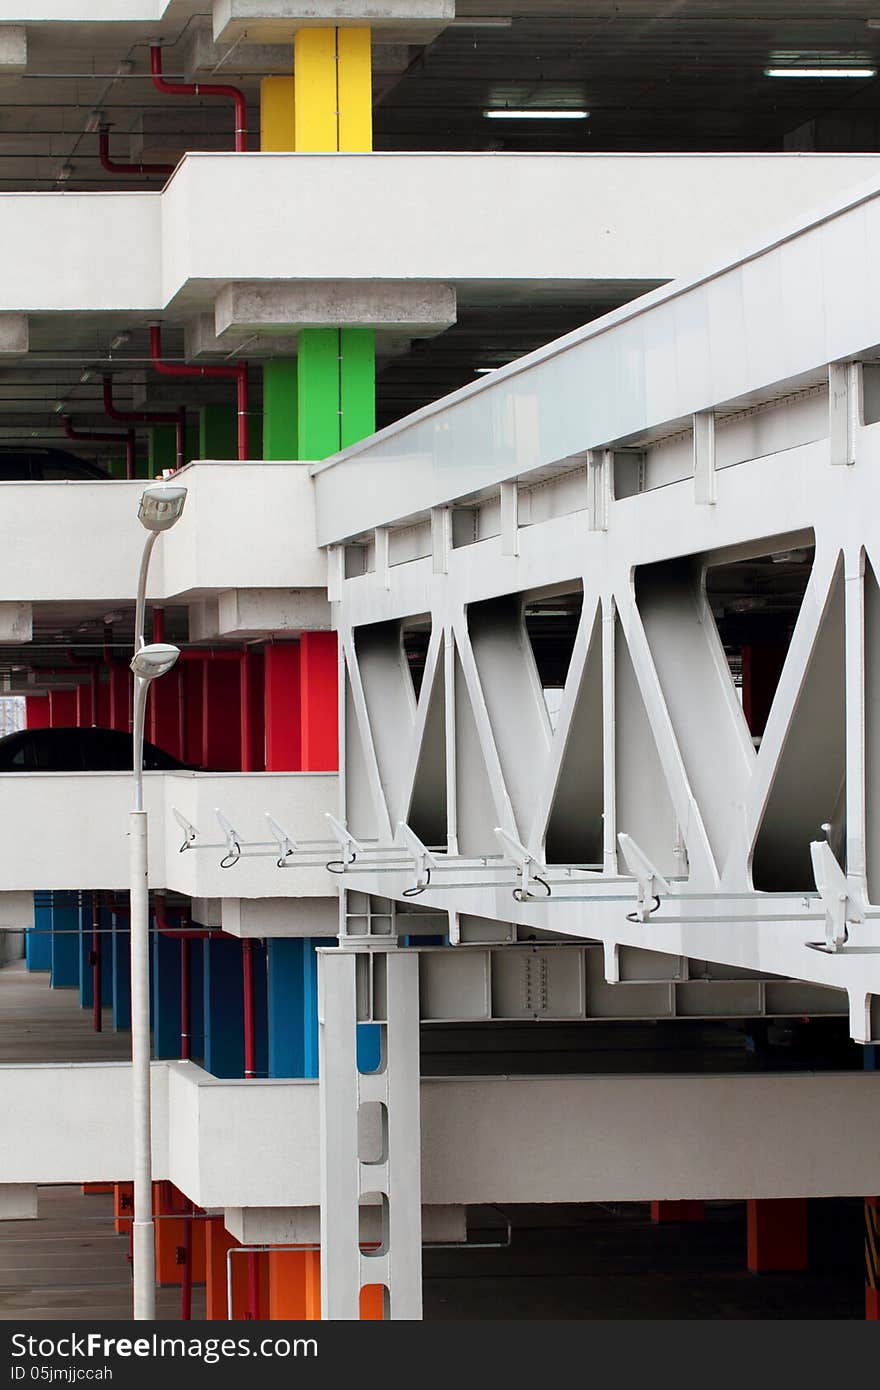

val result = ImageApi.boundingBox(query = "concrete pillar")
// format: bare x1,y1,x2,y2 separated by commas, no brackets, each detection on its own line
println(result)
651,1200,705,1223
50,893,79,989
203,937,245,1078
26,892,52,972
152,927,182,1060
747,1198,808,1273
264,643,301,771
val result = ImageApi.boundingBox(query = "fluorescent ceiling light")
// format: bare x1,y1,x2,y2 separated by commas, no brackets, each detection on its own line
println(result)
765,66,875,77
484,108,589,120
451,17,513,27
475,367,499,374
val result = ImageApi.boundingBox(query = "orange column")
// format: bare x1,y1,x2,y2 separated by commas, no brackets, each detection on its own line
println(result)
747,1198,808,1272
114,1182,133,1235
205,1220,269,1319
267,1251,383,1320
154,1183,206,1287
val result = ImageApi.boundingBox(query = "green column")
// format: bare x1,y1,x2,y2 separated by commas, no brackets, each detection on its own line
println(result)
295,328,376,459
263,360,299,460
199,404,237,460
148,425,176,479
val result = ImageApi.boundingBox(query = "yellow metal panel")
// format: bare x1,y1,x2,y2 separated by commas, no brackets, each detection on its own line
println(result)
338,27,373,153
294,27,338,152
260,76,295,152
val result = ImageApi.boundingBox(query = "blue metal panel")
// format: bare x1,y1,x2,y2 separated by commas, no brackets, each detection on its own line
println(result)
50,892,79,989
266,939,377,1078
188,938,205,1063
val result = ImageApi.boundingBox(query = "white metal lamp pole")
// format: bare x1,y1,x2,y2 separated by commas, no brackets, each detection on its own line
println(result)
129,483,186,1322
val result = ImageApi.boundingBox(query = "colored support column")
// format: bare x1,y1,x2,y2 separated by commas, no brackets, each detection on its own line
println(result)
27,893,52,972
240,649,265,772
108,665,130,732
50,893,80,989
747,1198,808,1273
152,928,183,1059
78,897,94,1010
148,425,177,479
267,939,321,1078
183,661,204,766
261,75,295,152
25,696,49,729
205,1220,268,1319
199,404,238,460
294,27,372,153
48,690,77,726
203,937,245,1078
154,1182,207,1289
186,937,205,1063
268,1250,320,1319
111,911,131,1031
264,643,301,771
300,632,338,770
262,360,299,460
651,1201,705,1223
202,659,242,770
149,667,183,760
867,1197,880,1320
297,328,376,460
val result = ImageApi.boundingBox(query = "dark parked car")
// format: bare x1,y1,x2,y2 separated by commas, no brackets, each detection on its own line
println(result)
0,727,184,772
0,448,110,481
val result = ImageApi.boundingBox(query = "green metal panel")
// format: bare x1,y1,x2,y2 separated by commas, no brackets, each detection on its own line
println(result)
199,404,238,460
148,425,176,479
297,328,341,460
340,328,376,449
262,359,299,460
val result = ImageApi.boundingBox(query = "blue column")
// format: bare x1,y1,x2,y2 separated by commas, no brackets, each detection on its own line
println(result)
50,892,79,989
253,940,269,1080
266,938,375,1077
152,929,182,1059
203,936,244,1078
78,896,94,1009
188,938,205,1063
26,892,52,972
112,912,131,1031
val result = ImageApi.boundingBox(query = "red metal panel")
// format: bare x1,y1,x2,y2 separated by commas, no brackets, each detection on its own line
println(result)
108,666,131,732
25,696,49,729
48,690,78,727
202,659,242,770
149,666,183,760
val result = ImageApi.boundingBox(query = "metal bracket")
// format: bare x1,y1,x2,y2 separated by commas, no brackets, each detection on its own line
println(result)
806,840,866,953
266,812,297,868
216,808,242,869
171,805,198,854
325,813,365,871
396,821,440,896
493,827,551,902
617,833,671,922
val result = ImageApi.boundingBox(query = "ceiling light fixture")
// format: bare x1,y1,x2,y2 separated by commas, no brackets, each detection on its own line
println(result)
451,17,513,27
484,108,589,120
765,66,875,77
110,331,132,351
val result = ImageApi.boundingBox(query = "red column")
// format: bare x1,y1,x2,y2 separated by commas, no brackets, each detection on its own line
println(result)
183,661,204,767
264,643,301,771
240,649,265,772
867,1197,880,1320
741,640,788,737
300,632,338,770
747,1198,808,1272
149,666,183,760
96,677,110,727
202,659,242,770
76,683,94,728
651,1200,705,1223
108,666,130,731
25,697,49,729
48,690,78,726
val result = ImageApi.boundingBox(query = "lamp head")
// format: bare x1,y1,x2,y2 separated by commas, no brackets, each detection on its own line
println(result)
138,483,187,533
130,642,180,682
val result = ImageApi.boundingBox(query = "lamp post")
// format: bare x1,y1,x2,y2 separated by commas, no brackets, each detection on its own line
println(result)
129,482,186,1322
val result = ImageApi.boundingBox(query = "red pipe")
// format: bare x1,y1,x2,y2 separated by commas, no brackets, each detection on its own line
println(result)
149,324,249,462
99,125,175,179
150,45,247,154
91,891,102,1033
102,377,185,472
63,416,136,480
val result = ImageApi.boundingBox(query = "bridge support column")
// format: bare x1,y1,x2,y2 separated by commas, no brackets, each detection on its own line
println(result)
747,1198,808,1273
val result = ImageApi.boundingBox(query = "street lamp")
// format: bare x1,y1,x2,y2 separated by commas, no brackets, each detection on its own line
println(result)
129,482,186,1322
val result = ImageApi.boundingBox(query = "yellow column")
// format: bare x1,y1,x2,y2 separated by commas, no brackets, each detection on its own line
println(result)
294,26,372,153
260,75,295,151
